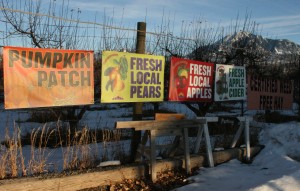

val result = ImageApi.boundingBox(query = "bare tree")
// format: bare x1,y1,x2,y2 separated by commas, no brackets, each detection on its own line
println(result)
150,12,271,117
1,0,84,49
1,0,88,131
0,0,141,134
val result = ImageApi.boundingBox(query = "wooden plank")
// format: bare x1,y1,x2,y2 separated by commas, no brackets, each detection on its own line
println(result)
0,147,263,191
116,119,206,130
197,116,219,122
135,124,200,131
155,113,185,121
237,116,253,122
116,120,154,129
0,165,146,191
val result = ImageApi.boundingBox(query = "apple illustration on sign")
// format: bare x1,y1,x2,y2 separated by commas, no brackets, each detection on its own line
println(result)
175,64,189,89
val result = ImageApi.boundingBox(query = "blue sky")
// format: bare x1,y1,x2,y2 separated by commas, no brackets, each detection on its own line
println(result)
65,0,300,44
1,0,299,47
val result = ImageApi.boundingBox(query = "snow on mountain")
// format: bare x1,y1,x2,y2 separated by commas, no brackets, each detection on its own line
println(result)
219,31,300,55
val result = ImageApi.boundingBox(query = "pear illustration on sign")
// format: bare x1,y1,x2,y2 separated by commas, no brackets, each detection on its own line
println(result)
104,56,128,92
216,65,228,100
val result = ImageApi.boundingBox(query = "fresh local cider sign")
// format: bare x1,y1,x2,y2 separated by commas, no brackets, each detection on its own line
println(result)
101,51,165,103
3,46,94,109
214,64,246,101
168,57,214,102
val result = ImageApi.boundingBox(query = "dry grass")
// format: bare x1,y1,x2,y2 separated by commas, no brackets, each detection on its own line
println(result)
0,124,25,179
0,121,127,179
61,126,97,171
0,147,8,179
28,124,55,175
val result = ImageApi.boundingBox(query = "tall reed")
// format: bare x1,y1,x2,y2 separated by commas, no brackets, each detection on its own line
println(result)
28,124,55,175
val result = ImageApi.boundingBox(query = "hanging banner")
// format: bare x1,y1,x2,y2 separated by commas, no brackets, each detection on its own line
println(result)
247,75,293,110
168,57,214,102
101,51,165,103
214,64,246,101
3,46,94,109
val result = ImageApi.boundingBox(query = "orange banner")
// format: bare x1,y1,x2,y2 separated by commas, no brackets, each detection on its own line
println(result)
3,46,94,109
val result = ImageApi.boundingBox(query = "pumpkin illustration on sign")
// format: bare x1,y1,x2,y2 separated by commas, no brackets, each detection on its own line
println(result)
175,64,189,89
104,56,128,92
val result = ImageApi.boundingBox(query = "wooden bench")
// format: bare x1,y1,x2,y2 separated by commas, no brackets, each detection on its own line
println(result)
116,113,218,182
135,113,186,161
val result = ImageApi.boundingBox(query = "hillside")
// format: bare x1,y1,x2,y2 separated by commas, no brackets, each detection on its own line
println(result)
219,31,300,55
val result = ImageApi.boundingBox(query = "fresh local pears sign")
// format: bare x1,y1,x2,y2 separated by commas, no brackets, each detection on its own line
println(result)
101,51,165,103
168,57,214,102
214,64,246,101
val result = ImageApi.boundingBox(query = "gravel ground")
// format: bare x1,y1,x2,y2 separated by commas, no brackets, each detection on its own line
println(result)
77,169,196,191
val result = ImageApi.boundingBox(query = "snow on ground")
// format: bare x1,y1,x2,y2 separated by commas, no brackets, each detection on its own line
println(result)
174,121,300,191
0,102,300,190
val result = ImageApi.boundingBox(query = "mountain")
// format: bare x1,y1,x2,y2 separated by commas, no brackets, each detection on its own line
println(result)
189,31,300,66
219,31,300,55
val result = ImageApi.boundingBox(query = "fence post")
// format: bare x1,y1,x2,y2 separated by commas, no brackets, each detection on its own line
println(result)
130,22,146,162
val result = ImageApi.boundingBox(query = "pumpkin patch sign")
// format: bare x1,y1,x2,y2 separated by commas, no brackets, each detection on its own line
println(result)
3,46,94,109
168,57,214,102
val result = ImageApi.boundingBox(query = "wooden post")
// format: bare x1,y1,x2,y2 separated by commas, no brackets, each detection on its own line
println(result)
230,123,244,148
195,117,217,167
194,117,218,154
203,121,214,167
244,117,251,161
150,130,157,182
193,126,204,154
130,22,146,162
230,116,253,162
183,127,191,174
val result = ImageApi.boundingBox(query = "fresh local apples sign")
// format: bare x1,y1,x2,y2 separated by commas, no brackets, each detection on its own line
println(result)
168,57,214,102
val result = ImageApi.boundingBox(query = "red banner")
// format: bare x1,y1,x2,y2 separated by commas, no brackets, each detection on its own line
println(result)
3,46,94,109
168,57,214,102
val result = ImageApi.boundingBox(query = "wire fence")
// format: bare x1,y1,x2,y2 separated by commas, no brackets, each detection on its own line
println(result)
0,3,298,74
0,5,227,58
